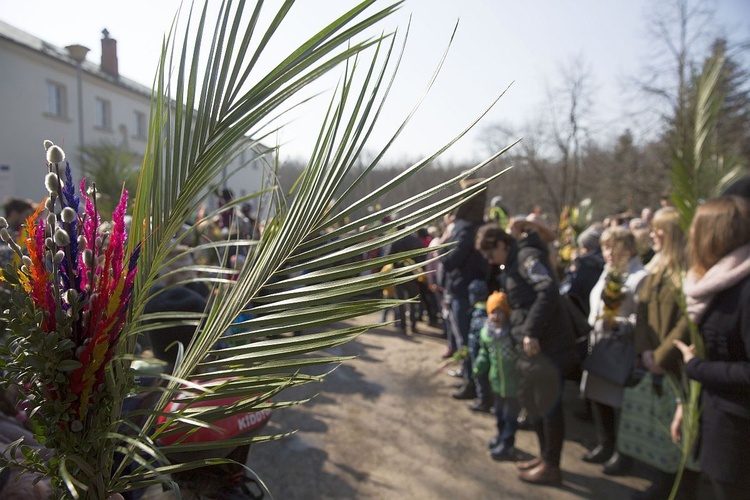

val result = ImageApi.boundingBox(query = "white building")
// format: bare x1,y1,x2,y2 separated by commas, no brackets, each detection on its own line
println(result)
0,20,270,213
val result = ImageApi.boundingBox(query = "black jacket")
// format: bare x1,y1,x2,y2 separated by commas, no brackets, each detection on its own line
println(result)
685,274,750,483
385,233,425,263
504,231,576,374
440,218,488,298
561,249,604,318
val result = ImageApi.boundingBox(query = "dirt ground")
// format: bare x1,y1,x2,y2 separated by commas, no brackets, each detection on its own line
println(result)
245,313,708,500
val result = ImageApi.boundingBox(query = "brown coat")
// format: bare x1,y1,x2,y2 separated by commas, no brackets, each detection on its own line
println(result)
634,266,690,377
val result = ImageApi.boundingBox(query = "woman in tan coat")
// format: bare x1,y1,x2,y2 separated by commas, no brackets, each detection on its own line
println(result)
635,207,689,377
631,207,698,499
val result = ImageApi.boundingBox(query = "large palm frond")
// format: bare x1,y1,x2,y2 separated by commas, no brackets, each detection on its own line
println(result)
670,51,744,229
667,48,744,500
105,0,511,495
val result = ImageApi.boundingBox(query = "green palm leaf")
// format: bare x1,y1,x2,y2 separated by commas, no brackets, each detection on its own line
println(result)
667,46,746,500
670,51,744,230
93,0,514,496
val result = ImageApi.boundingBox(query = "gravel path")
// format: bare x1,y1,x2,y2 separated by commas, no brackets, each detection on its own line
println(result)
247,314,668,499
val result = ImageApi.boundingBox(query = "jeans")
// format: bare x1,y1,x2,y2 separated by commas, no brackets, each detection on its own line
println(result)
417,279,438,323
449,294,471,347
381,307,396,322
449,294,472,379
442,299,456,353
494,396,521,448
395,280,419,329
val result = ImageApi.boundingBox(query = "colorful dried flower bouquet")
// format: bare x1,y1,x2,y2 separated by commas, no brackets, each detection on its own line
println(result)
0,142,139,497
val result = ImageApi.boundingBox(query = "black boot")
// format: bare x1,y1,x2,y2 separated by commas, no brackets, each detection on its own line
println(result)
581,444,614,464
452,382,476,400
467,398,491,413
631,471,674,500
516,408,532,430
602,451,633,476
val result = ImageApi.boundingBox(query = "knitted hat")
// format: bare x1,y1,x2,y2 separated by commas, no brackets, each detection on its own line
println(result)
486,291,510,315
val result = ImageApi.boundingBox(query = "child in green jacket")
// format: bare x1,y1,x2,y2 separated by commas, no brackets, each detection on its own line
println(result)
474,291,520,461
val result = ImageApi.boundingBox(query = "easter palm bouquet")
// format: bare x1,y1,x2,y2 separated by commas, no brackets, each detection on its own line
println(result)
0,144,139,497
0,1,511,498
600,267,626,328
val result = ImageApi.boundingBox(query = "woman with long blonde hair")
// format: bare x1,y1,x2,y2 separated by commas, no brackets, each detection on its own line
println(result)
636,207,687,374
630,207,698,499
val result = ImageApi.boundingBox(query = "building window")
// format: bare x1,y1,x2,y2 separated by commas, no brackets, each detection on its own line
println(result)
46,81,67,117
95,98,112,130
133,111,147,139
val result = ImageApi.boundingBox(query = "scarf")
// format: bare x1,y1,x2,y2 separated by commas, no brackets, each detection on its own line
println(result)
683,243,750,323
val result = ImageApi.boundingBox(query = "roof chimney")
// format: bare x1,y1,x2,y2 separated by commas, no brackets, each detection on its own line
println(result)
100,28,118,77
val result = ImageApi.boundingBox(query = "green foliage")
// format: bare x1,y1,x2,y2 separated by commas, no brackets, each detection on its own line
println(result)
668,294,704,500
0,2,511,496
664,47,744,495
0,265,112,497
51,0,508,497
670,49,746,230
79,141,140,219
0,161,140,499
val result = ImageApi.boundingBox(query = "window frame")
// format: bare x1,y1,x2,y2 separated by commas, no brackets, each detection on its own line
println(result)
94,97,112,131
133,110,147,140
45,80,67,118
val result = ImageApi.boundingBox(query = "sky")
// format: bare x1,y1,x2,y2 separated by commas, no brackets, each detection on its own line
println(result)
2,0,748,164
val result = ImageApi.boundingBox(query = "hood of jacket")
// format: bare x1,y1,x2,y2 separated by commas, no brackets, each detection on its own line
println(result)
507,230,547,268
446,217,478,241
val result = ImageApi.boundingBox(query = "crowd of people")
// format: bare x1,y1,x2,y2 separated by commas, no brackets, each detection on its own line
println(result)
389,177,750,499
0,171,748,498
118,179,750,499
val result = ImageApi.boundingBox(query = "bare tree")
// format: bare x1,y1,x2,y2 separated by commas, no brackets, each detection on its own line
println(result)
478,57,597,217
547,56,596,211
478,119,562,214
636,0,718,125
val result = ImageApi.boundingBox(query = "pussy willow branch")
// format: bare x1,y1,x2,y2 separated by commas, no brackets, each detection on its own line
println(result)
53,161,81,344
